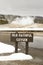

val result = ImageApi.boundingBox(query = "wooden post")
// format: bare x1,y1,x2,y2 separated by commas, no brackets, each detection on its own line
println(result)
26,42,29,54
15,42,18,53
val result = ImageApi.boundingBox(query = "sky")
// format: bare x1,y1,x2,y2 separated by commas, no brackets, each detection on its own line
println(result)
0,0,43,16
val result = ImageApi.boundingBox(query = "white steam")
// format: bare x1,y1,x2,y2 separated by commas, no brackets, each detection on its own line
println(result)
11,17,34,25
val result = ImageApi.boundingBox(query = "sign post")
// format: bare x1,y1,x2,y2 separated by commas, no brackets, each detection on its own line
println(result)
11,32,33,54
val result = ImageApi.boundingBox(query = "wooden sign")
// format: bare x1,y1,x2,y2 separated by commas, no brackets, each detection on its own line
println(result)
11,33,33,42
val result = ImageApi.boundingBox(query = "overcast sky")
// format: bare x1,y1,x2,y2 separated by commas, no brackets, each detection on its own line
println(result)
0,0,43,16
